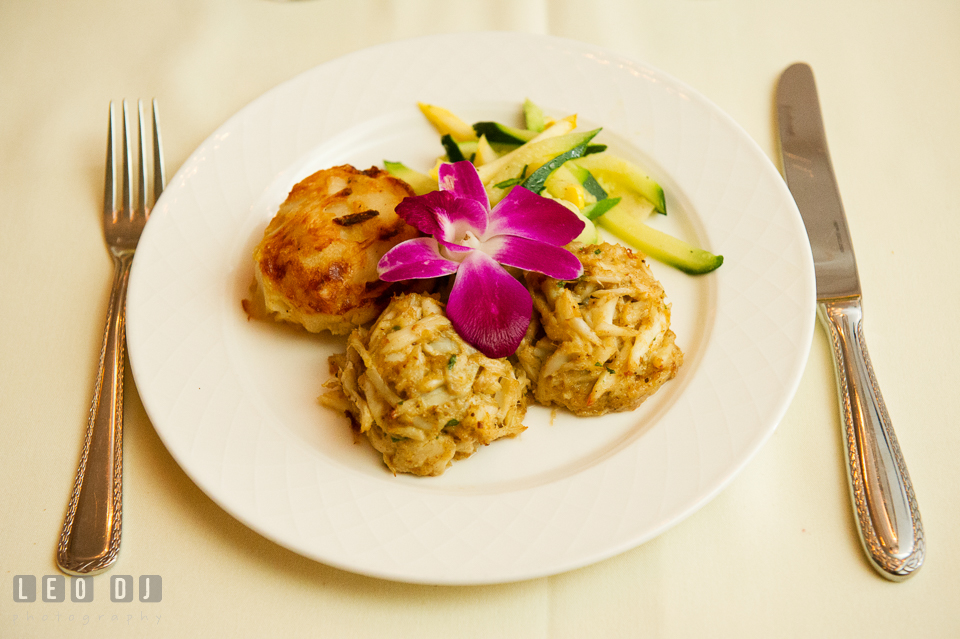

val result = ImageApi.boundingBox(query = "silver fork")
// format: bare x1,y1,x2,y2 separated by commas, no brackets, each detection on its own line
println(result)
57,100,165,575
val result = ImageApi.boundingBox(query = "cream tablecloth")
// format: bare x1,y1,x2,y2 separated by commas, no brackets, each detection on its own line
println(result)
3,1,959,637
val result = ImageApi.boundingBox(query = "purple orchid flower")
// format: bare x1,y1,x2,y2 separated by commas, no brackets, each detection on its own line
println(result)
377,161,585,358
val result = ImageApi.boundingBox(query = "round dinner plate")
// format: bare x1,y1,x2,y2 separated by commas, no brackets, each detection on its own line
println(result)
126,32,815,585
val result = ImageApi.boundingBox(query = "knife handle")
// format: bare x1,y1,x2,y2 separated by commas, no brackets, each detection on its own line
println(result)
818,297,924,580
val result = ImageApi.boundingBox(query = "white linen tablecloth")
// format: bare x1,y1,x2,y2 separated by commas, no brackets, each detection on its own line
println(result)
2,1,959,636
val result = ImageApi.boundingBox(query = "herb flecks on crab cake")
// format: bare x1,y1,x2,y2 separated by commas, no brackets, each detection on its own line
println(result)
517,242,683,417
247,165,421,335
321,292,530,477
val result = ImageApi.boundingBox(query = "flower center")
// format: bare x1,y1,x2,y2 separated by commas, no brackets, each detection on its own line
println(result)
438,230,483,263
459,230,482,249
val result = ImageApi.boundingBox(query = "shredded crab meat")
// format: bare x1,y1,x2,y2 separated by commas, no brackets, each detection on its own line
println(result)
516,242,683,416
320,242,684,473
320,292,529,476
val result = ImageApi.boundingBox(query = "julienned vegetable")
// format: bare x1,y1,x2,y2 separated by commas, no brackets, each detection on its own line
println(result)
391,101,722,274
582,197,621,221
383,161,436,195
523,98,546,133
520,132,600,195
572,153,666,214
472,121,537,145
565,162,608,201
417,103,476,142
598,207,724,274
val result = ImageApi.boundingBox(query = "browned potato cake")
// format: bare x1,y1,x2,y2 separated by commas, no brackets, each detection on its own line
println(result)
252,165,420,334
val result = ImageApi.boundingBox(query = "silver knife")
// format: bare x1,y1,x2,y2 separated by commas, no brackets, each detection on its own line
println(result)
776,62,924,580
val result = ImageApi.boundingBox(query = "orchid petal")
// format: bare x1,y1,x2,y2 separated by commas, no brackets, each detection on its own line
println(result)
485,186,584,245
377,237,459,281
439,161,490,210
436,237,473,256
483,235,584,280
395,189,487,243
447,251,532,359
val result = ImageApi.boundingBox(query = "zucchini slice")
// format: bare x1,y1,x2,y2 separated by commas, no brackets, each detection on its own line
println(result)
572,153,666,214
565,163,609,201
523,98,546,133
582,197,621,221
598,207,723,274
474,135,499,166
521,132,600,195
479,128,601,204
472,121,538,145
441,134,467,163
383,161,438,195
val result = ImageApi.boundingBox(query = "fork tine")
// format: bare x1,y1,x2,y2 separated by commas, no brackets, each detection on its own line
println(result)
136,100,148,217
104,102,116,222
151,99,165,204
121,100,133,219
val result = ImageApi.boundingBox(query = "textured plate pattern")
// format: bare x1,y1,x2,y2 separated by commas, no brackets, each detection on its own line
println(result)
126,32,815,584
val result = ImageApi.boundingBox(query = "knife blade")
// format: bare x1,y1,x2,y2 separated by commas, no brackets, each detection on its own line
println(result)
776,62,924,580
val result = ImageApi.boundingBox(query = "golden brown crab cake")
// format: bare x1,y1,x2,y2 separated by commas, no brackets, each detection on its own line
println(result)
320,293,530,477
251,165,420,335
517,242,683,416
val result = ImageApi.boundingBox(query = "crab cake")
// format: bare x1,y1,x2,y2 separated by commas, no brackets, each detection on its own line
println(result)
517,242,683,416
251,165,420,335
321,293,530,477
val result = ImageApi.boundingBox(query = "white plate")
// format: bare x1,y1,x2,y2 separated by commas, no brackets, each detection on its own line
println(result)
127,32,814,585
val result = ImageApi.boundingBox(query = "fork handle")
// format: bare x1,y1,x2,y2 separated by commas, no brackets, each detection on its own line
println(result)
818,297,924,580
57,251,133,575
